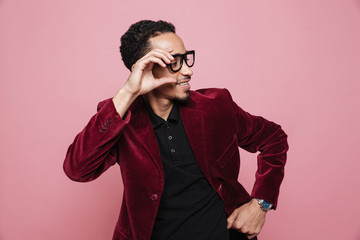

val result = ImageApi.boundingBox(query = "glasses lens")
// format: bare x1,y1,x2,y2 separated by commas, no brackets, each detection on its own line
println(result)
185,52,194,67
170,56,182,72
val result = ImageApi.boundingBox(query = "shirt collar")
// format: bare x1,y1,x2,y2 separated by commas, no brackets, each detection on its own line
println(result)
145,101,180,129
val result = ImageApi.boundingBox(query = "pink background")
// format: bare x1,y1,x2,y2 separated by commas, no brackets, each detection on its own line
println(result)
1,0,360,239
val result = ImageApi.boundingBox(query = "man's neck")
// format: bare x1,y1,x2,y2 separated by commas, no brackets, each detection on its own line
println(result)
142,95,174,120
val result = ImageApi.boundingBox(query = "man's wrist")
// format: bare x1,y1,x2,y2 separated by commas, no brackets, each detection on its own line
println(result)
255,198,273,212
112,88,138,117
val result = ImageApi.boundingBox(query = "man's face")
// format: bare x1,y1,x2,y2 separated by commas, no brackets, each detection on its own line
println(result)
148,32,193,103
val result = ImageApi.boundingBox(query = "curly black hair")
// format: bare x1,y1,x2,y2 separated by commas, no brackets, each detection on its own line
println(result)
120,20,176,71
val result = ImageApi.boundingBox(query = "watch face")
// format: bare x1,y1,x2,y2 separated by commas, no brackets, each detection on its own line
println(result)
262,201,272,209
256,198,273,211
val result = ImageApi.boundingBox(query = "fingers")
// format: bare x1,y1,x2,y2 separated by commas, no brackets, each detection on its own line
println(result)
227,204,265,239
230,221,261,239
227,210,237,229
247,233,258,239
155,77,177,88
150,48,175,64
133,48,174,70
243,226,261,239
144,55,166,68
126,48,176,95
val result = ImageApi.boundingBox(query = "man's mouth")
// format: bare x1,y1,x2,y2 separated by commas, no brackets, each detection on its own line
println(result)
176,81,189,86
176,77,191,86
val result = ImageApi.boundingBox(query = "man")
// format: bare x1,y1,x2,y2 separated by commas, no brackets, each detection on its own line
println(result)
64,20,288,240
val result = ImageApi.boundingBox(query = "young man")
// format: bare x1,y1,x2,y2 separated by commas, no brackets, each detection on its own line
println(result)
64,20,289,240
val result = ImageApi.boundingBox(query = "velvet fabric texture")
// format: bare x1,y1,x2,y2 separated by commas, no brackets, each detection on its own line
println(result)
63,88,289,240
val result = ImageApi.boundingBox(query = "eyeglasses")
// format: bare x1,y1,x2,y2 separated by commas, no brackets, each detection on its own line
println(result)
168,50,195,72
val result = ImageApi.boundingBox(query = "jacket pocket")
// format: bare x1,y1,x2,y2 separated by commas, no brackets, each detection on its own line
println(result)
216,135,238,168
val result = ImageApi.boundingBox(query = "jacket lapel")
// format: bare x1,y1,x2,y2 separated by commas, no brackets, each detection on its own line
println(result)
128,98,164,177
180,99,210,179
127,94,210,179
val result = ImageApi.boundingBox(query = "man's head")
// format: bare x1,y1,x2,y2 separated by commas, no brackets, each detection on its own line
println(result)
120,20,193,104
120,20,175,71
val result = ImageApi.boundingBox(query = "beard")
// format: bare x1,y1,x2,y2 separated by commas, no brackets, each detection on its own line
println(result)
174,90,190,106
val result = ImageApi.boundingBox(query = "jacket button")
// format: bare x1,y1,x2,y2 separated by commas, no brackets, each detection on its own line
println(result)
151,194,158,201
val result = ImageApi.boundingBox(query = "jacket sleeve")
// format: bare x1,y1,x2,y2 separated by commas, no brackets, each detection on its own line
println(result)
229,91,289,209
63,98,131,182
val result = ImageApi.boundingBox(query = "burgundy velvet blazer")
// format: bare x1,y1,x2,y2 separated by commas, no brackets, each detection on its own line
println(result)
64,88,288,240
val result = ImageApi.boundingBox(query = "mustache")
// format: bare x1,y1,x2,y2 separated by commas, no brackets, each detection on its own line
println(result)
177,76,191,83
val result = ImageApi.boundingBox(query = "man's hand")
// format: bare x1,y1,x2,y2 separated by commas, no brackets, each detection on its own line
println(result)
227,198,267,239
123,48,176,97
112,48,176,117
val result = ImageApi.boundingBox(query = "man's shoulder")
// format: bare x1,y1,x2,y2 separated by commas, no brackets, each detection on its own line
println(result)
190,88,233,102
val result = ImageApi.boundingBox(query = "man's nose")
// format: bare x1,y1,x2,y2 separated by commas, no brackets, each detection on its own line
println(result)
180,62,193,76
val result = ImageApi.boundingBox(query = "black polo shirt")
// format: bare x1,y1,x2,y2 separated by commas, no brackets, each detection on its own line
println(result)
146,102,229,240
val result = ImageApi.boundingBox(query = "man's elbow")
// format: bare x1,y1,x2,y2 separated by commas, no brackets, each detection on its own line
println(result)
63,159,93,182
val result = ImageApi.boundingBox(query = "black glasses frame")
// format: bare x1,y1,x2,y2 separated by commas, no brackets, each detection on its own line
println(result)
168,50,195,72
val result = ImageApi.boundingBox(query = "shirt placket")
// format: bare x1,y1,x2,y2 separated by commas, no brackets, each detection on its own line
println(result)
164,120,178,162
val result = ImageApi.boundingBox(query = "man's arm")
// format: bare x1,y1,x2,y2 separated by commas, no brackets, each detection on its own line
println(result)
63,48,175,182
226,91,289,239
63,98,129,182
234,100,288,206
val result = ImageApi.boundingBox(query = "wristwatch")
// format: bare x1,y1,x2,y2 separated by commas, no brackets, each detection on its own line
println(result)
255,198,273,211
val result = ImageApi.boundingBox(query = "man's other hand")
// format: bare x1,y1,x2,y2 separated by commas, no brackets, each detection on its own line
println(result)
226,198,267,239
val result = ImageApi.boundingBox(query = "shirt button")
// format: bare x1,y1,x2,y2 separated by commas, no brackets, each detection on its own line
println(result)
170,149,175,153
151,194,158,201
168,136,173,140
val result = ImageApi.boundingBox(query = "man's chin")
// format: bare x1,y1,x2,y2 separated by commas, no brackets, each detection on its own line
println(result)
174,91,190,105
